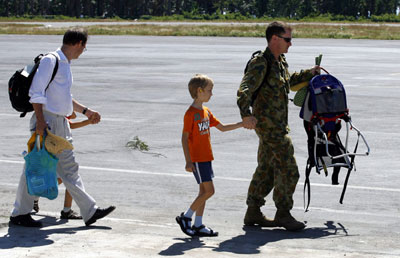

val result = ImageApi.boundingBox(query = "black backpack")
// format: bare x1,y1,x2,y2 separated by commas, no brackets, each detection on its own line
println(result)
244,50,271,106
8,53,59,118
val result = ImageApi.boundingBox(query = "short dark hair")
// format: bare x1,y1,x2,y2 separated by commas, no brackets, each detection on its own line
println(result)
63,27,88,46
265,21,292,42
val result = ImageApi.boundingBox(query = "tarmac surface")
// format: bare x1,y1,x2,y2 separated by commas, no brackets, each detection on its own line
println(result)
0,34,399,257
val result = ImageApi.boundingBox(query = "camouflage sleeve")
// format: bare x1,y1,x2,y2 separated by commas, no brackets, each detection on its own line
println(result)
237,56,268,118
289,68,314,90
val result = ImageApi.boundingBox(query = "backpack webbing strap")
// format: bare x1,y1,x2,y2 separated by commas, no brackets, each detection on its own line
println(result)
319,156,328,176
20,53,59,118
303,159,312,212
339,133,360,204
45,53,59,91
250,51,272,106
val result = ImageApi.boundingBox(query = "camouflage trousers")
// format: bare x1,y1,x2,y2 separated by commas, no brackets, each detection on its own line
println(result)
246,131,299,211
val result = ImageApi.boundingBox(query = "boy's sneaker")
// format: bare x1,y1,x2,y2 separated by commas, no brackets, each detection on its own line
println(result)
175,212,194,237
60,210,82,220
33,200,39,213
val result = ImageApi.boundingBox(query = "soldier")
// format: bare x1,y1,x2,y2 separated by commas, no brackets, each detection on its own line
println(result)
237,21,320,231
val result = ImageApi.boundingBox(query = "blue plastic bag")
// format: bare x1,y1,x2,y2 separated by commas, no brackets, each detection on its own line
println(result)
24,134,59,200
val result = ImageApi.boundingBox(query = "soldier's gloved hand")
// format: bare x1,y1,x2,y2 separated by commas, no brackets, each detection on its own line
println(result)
311,65,321,75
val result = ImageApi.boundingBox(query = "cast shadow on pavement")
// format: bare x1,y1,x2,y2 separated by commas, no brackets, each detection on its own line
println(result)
0,215,112,249
158,221,350,256
213,221,350,255
158,237,206,256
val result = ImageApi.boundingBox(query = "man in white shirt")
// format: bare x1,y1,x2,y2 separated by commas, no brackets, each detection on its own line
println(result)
10,27,115,227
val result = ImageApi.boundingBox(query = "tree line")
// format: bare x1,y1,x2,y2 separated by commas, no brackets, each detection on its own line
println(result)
1,0,399,20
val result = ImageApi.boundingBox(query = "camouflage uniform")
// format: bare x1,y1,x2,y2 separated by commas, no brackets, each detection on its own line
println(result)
237,47,313,211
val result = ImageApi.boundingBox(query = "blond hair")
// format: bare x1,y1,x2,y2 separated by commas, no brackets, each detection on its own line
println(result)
188,74,213,99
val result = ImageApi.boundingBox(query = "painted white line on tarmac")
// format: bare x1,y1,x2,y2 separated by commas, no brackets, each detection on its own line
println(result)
80,164,190,178
106,217,176,228
293,206,399,218
0,113,20,117
27,211,175,228
0,159,23,164
32,208,397,227
0,113,132,123
32,207,398,226
1,158,399,193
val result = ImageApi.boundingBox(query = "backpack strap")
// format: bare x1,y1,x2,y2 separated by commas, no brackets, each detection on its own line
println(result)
339,133,359,204
249,50,272,106
44,53,59,91
303,159,312,212
20,53,59,118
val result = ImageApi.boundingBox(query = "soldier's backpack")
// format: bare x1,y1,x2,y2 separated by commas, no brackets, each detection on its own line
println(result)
299,73,370,211
243,50,272,106
8,53,59,118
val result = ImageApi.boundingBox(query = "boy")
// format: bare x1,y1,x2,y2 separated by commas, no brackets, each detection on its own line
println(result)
176,74,243,237
59,112,94,219
33,112,95,219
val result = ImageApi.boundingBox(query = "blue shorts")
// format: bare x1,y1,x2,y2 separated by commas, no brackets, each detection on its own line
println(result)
193,161,214,184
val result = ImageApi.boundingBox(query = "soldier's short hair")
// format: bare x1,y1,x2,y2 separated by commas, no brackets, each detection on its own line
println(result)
188,74,213,99
63,27,88,46
265,21,292,42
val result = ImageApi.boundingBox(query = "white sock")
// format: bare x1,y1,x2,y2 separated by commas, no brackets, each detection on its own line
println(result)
194,216,203,227
183,208,194,228
63,207,71,213
184,208,194,218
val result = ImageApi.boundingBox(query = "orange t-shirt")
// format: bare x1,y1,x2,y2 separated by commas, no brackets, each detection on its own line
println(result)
183,106,220,162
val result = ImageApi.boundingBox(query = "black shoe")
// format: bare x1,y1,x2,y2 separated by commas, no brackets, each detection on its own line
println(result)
10,214,42,227
61,210,82,220
192,224,218,237
85,206,116,226
175,212,194,237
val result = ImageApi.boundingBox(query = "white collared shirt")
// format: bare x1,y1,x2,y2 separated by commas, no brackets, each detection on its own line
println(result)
29,48,73,116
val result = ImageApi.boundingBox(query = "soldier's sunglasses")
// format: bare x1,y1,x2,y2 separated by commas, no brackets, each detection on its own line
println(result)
276,35,292,43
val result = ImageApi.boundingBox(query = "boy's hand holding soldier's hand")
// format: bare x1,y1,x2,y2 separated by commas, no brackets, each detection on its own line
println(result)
86,109,101,124
242,116,257,130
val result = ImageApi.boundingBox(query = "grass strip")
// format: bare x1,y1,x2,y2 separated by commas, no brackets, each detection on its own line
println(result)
0,22,399,40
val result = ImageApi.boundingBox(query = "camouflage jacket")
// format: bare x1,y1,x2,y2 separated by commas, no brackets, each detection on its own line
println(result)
237,47,314,136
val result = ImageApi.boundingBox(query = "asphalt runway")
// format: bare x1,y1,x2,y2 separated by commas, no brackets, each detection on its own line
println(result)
0,35,399,257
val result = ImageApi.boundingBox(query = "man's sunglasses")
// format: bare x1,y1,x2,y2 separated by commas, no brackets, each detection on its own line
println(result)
276,35,292,43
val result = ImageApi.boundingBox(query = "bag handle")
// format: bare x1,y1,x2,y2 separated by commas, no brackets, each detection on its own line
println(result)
34,134,45,151
315,54,329,75
320,67,329,74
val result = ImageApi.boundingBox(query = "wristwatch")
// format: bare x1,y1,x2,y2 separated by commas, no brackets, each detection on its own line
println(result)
82,107,88,115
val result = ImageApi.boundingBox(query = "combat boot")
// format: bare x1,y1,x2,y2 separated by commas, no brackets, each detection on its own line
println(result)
274,210,306,231
244,206,276,227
